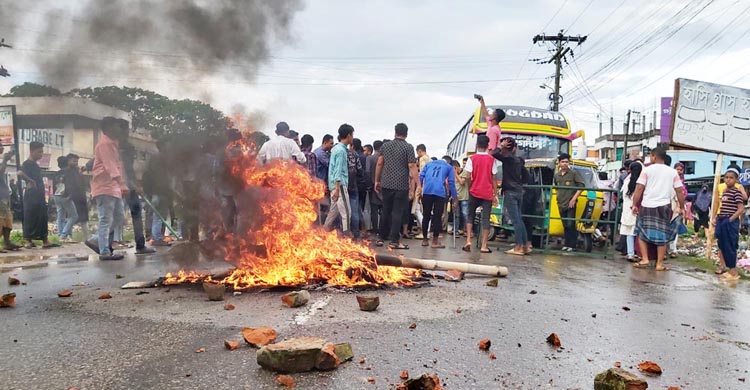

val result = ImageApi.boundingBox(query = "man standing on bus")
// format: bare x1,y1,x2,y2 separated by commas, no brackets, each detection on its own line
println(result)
478,96,505,152
554,153,585,252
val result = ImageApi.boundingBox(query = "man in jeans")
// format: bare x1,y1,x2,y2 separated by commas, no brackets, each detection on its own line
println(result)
452,160,469,236
553,153,584,252
419,156,457,248
117,119,156,255
492,137,529,255
366,140,383,233
90,117,126,260
375,123,420,250
324,124,355,234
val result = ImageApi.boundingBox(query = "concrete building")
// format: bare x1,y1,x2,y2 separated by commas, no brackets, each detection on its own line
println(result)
0,96,157,180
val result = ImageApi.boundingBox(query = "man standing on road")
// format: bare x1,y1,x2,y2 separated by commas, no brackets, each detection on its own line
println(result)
478,96,505,151
631,147,686,271
0,146,20,252
257,122,306,164
117,119,156,255
462,135,500,253
314,134,334,182
90,117,126,260
17,141,58,249
323,124,355,234
492,137,529,255
300,134,317,178
366,140,383,234
375,123,420,250
553,153,584,252
419,156,457,248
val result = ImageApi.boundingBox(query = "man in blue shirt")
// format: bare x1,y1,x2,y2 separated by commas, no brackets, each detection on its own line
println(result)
314,134,334,183
323,124,355,234
419,156,458,248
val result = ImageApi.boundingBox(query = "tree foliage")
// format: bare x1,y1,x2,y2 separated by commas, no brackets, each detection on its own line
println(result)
6,83,231,141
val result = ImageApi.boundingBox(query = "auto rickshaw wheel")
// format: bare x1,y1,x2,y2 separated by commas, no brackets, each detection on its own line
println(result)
487,227,497,242
583,233,593,253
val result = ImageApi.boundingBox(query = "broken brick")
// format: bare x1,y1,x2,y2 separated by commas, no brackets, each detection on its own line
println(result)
256,337,348,373
444,270,464,281
594,368,647,390
58,290,73,298
98,293,112,300
1,292,16,308
202,282,225,301
478,339,491,351
668,386,680,390
333,343,354,362
409,323,417,329
398,373,442,390
224,340,240,351
223,303,235,311
359,358,366,364
315,343,341,371
195,348,206,353
281,290,310,308
546,333,561,347
276,375,295,387
8,277,20,286
637,360,662,375
489,353,496,360
485,278,498,287
356,295,380,311
614,362,622,368
367,377,376,384
242,326,278,347
400,370,409,380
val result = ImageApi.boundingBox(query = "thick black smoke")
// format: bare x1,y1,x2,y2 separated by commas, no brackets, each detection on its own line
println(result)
30,0,303,87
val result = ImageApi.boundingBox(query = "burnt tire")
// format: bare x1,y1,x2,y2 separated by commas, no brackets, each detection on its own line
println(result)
583,233,593,253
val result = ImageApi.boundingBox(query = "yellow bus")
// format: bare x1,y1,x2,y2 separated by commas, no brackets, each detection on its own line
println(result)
447,105,605,252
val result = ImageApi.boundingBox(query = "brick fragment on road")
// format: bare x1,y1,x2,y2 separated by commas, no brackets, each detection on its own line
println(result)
0,292,16,308
242,326,278,347
546,333,561,347
444,270,464,281
356,295,380,311
485,278,498,287
58,290,73,298
8,276,20,285
333,343,354,362
276,375,295,387
637,360,662,375
224,340,240,351
223,303,235,311
256,337,349,373
98,293,112,300
396,373,442,390
478,339,491,351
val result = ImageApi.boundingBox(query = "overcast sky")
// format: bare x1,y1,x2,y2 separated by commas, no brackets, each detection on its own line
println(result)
1,0,749,157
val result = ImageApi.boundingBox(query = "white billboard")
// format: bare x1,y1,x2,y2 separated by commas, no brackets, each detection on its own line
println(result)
671,78,750,158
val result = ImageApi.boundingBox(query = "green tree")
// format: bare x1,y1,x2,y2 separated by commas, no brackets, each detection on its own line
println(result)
5,82,62,97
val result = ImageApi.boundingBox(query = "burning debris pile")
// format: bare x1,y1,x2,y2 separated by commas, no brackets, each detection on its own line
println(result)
164,140,419,290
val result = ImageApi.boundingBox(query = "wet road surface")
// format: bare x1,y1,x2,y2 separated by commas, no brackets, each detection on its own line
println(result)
1,242,749,389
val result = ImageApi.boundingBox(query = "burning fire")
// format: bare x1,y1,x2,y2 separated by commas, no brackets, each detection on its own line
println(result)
164,139,417,289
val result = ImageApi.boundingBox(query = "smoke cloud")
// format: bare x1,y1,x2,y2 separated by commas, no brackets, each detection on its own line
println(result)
29,0,303,88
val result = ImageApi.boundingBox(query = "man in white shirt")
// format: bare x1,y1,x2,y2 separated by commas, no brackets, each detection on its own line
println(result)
258,122,306,164
631,147,685,271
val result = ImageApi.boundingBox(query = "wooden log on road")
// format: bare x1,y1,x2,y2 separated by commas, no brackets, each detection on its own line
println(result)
375,254,509,277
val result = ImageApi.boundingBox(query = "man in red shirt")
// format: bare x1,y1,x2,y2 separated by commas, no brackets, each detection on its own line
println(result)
462,135,500,253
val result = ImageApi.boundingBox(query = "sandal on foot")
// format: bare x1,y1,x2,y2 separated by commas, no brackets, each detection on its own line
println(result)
23,243,35,249
421,239,430,247
375,240,384,247
42,243,61,249
714,268,727,275
633,261,650,268
480,248,492,254
388,243,409,250
461,244,471,252
655,266,670,271
720,272,740,281
431,244,446,249
505,249,525,256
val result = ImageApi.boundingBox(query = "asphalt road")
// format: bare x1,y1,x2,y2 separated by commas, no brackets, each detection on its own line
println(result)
1,242,749,389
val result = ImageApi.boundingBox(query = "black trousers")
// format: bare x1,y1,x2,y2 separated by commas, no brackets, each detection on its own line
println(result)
380,188,409,244
421,194,446,238
124,191,146,250
369,191,382,232
561,206,578,248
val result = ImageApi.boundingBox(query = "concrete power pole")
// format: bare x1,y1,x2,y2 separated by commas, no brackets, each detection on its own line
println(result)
533,31,587,111
623,110,632,162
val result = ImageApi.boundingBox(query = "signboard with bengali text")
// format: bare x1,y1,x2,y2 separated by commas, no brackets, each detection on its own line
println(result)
671,78,750,158
0,105,14,145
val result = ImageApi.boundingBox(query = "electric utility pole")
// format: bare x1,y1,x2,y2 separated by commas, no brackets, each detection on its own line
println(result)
532,30,587,111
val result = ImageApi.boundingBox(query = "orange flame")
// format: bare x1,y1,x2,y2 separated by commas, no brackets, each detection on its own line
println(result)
164,139,417,289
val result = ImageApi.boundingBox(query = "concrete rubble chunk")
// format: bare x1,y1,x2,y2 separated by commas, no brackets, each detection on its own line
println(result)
594,368,648,390
333,343,354,362
485,278,498,287
281,290,310,308
356,295,380,311
8,277,20,286
257,337,350,373
242,326,278,347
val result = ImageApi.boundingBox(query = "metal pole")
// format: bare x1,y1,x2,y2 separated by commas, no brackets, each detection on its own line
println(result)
705,153,724,260
623,110,631,162
141,194,181,239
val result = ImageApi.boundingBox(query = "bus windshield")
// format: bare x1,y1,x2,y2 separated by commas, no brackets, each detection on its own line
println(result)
505,134,570,160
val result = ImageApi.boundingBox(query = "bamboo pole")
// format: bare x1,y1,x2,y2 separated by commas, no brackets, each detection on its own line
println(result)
376,254,509,277
705,153,724,260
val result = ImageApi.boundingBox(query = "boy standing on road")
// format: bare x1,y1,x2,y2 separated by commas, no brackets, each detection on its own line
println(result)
553,153,584,252
463,135,500,253
713,166,746,281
